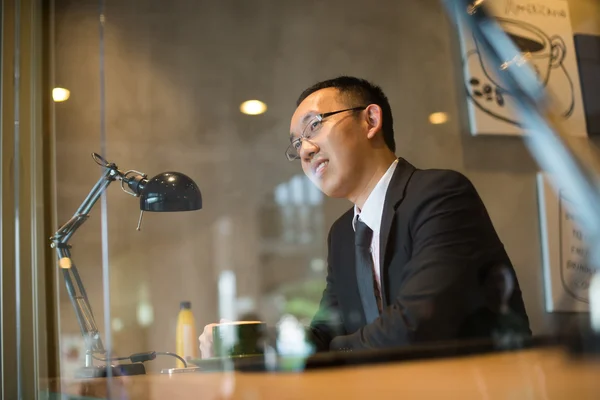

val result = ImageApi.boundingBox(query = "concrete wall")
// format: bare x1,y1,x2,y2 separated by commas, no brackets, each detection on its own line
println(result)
52,0,600,372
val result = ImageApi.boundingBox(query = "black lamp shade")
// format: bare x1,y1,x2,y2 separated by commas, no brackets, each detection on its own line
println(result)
140,172,202,212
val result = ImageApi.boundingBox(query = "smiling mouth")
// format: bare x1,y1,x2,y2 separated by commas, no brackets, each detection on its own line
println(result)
314,160,329,178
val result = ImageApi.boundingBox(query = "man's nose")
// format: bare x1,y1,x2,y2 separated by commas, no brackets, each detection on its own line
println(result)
299,139,319,160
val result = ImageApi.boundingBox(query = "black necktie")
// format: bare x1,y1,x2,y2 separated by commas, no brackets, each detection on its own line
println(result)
355,219,382,324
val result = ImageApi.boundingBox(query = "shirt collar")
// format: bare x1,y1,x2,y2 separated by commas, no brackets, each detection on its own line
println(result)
352,159,399,233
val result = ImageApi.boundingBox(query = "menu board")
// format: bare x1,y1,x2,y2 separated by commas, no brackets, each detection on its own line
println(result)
538,173,596,312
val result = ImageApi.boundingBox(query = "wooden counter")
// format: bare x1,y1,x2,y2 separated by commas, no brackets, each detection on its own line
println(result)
44,347,600,399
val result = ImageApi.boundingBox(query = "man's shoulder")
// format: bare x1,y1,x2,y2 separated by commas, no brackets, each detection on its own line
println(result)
406,167,475,195
325,167,478,238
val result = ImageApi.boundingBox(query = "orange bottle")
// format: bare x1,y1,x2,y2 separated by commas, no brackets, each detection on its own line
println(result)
175,301,197,368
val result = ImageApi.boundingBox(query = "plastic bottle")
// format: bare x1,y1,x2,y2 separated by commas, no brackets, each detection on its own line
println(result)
176,301,197,368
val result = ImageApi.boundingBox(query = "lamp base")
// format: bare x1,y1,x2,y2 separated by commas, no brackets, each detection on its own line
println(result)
75,363,146,379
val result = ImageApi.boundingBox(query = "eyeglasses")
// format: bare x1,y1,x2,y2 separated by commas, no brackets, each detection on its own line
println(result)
285,106,367,161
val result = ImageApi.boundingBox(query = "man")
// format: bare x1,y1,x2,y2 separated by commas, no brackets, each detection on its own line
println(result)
200,76,530,355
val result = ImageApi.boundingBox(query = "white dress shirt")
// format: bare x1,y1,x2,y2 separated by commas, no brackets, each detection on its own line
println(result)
352,159,399,289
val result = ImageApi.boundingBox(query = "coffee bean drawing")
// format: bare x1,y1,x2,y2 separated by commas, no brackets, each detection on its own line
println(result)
469,75,507,108
470,76,484,98
483,84,493,100
495,88,505,107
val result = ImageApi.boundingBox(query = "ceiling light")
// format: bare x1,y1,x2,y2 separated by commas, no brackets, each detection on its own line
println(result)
240,100,267,115
111,318,124,332
429,112,448,125
53,87,70,102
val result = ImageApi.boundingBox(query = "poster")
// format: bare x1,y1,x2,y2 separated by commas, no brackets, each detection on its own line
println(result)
456,0,587,136
537,173,596,312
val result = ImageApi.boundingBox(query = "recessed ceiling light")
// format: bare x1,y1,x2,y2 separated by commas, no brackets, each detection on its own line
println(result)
52,87,70,102
429,112,448,125
240,100,267,115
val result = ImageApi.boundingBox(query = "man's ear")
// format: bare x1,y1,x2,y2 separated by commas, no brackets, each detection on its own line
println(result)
365,104,383,140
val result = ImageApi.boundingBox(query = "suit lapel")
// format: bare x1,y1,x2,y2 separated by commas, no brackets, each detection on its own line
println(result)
379,158,416,304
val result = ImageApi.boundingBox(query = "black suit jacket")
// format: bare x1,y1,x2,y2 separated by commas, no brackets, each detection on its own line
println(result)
308,158,530,351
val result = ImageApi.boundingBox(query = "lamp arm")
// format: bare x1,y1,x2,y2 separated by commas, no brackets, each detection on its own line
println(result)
50,156,147,368
53,167,115,242
50,166,120,366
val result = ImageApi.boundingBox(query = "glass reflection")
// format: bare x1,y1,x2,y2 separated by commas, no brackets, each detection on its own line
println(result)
45,0,600,398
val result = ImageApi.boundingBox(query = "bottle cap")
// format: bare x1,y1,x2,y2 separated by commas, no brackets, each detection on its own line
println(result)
180,301,191,310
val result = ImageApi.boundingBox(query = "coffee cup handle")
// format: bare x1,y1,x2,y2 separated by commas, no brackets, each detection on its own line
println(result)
549,35,566,69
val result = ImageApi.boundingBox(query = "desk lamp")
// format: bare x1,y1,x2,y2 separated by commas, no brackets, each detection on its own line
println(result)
50,153,202,378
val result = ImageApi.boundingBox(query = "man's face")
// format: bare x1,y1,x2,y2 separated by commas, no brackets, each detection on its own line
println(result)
289,88,369,198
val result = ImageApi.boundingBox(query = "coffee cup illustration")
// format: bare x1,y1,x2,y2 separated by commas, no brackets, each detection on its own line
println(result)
474,18,566,88
465,17,574,126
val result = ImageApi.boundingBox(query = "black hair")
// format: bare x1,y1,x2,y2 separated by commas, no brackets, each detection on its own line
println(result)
296,76,396,152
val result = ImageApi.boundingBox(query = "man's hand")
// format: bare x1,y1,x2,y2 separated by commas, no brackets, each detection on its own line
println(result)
199,319,229,359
